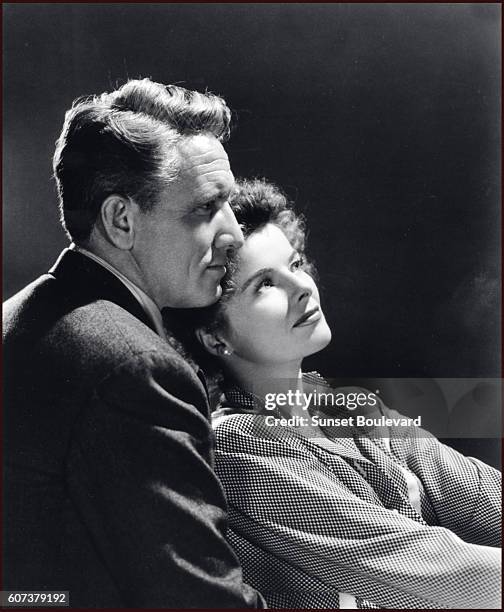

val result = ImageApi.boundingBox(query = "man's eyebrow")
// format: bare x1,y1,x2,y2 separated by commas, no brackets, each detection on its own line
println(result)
200,182,236,202
241,267,274,292
194,189,230,207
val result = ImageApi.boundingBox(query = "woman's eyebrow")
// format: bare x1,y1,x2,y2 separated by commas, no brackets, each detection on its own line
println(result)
240,249,298,292
241,268,274,292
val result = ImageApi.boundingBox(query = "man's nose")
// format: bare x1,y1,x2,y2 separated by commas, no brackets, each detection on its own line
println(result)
213,201,244,250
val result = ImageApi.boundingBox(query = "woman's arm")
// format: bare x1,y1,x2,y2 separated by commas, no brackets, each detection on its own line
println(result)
215,417,501,609
383,405,501,546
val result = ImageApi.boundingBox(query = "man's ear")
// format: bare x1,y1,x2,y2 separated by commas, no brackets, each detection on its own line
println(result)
99,194,137,250
196,328,233,358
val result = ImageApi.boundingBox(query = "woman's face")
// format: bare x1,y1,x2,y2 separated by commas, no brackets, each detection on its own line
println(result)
220,223,332,365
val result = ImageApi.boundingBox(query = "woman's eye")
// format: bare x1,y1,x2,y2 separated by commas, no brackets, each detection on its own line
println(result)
256,277,274,291
291,256,305,271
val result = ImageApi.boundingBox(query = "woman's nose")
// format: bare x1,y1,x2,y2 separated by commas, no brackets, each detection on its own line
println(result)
291,273,313,302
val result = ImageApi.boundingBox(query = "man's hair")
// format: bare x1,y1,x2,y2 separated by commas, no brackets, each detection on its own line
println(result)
53,78,231,242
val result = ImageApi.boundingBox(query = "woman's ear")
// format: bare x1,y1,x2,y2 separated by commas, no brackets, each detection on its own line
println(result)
99,194,137,250
196,328,234,358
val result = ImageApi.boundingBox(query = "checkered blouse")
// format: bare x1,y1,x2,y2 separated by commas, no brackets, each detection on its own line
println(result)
212,374,501,609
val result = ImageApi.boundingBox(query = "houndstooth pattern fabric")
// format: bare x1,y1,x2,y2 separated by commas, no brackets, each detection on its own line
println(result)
213,376,501,609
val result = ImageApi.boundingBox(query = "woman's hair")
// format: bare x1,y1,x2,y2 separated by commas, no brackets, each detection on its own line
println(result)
164,177,314,404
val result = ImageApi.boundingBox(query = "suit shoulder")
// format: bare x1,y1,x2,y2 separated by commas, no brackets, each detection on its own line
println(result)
4,275,198,389
3,274,54,331
54,298,196,378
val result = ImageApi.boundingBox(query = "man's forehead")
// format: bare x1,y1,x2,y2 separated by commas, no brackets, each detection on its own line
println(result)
177,134,231,174
169,137,234,205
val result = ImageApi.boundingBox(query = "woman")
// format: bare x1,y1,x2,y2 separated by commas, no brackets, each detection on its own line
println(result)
175,179,501,609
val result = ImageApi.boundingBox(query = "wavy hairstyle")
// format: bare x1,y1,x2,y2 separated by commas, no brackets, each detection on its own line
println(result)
164,178,315,404
53,78,231,242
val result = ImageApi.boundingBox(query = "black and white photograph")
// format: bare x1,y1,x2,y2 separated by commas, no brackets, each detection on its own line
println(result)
3,3,501,609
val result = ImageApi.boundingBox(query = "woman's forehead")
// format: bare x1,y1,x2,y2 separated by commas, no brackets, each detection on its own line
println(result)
237,224,293,273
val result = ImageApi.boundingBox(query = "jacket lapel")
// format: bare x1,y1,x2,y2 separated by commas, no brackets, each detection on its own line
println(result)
48,248,157,334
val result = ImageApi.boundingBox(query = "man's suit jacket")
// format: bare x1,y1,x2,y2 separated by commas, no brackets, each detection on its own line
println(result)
3,248,263,608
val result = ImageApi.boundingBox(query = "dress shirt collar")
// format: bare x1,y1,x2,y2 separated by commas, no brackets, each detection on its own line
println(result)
70,243,167,340
221,371,329,414
217,373,377,462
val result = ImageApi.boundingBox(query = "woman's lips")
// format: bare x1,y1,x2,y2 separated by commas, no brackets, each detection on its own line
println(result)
293,306,321,327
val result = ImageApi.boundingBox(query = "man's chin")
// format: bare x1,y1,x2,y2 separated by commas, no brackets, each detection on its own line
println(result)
164,279,223,309
203,283,222,306
182,284,222,309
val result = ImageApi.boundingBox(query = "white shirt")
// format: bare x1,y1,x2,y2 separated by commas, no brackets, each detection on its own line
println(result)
70,243,167,340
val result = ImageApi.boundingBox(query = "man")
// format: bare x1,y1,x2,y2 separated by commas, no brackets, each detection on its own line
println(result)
3,79,264,608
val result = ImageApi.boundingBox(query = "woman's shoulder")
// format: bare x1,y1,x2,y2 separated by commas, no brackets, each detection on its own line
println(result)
211,407,267,438
211,406,312,460
211,406,256,429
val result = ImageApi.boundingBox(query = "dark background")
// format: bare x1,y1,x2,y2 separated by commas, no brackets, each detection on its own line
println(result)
3,4,501,463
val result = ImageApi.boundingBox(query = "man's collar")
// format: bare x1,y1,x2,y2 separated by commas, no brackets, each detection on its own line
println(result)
49,248,156,336
69,244,167,340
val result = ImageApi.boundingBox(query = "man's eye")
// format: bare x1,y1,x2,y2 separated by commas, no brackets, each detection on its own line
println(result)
194,201,215,215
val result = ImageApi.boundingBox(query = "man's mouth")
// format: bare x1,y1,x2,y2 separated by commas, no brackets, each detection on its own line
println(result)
206,263,227,275
293,306,321,328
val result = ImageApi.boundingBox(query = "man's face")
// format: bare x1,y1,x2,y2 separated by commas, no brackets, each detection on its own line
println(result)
132,134,243,308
